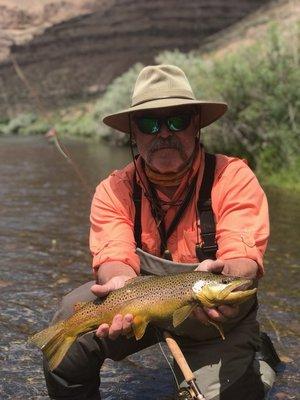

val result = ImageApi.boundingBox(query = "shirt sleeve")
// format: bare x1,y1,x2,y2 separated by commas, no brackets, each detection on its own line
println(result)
213,159,269,277
89,172,140,276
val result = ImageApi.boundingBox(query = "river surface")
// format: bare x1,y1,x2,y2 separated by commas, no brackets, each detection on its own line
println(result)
0,136,299,400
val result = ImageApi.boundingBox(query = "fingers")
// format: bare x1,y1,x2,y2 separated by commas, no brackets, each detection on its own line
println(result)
193,304,239,324
203,307,227,322
193,306,226,323
122,314,134,335
192,307,209,324
96,314,133,340
195,259,225,273
96,323,109,337
107,314,123,340
218,304,239,319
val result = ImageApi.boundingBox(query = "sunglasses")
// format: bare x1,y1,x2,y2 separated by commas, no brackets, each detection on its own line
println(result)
135,113,194,135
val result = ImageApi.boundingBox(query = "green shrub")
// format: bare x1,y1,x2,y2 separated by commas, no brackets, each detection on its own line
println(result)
21,118,52,135
0,113,37,135
0,113,52,135
54,113,98,138
207,23,300,173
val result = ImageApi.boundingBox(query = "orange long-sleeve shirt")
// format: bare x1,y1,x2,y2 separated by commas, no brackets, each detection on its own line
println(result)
90,147,269,277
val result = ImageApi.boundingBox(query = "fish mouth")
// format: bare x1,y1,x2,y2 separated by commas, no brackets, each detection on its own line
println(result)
195,279,257,308
227,280,252,292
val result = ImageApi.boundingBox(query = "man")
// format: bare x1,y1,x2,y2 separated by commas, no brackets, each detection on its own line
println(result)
44,65,276,399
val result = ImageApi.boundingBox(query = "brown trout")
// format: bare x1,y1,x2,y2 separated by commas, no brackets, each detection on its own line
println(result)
29,271,256,371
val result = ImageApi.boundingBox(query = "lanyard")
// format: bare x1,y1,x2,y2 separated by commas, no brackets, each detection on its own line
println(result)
147,175,198,260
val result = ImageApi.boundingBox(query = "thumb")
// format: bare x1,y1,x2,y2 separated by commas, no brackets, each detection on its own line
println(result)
91,281,113,297
195,259,224,273
91,276,130,298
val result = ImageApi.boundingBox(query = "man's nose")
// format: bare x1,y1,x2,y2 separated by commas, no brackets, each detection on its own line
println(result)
158,123,172,138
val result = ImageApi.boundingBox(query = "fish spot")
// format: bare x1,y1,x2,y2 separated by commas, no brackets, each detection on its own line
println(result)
221,279,230,284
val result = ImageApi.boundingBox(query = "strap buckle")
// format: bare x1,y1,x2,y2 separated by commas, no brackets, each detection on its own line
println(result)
201,243,218,254
199,232,218,255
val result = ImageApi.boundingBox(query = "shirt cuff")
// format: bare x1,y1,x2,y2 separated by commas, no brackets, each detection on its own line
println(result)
92,240,140,276
216,231,265,277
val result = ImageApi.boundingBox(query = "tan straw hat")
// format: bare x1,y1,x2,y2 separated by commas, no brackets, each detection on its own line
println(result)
103,65,227,133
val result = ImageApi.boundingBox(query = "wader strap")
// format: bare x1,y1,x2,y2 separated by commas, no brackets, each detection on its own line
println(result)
195,153,218,262
133,173,142,249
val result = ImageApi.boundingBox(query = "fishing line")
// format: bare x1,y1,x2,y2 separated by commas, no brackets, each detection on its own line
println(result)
155,328,180,390
46,128,93,197
11,53,93,198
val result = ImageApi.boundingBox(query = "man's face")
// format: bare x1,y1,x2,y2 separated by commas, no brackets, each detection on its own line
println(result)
131,106,198,174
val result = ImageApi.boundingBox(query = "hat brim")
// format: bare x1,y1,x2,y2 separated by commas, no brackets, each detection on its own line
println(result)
103,98,228,133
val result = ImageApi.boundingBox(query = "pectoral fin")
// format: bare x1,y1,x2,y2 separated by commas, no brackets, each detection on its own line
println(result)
172,305,196,328
132,316,149,340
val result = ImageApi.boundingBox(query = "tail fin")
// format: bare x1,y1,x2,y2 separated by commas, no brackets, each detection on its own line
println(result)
29,322,76,371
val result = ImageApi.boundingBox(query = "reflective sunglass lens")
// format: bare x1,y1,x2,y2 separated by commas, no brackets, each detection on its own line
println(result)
167,115,191,131
137,117,160,134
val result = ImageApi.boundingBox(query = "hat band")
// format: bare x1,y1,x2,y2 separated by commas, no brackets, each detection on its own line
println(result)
132,95,196,108
132,88,195,107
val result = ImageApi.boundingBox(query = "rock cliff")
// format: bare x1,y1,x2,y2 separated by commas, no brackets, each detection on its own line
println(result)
0,0,270,116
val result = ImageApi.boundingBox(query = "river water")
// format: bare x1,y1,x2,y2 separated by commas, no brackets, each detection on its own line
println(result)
0,136,299,400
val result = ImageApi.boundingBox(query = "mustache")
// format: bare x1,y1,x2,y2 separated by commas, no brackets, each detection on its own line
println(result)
148,136,188,162
149,136,182,153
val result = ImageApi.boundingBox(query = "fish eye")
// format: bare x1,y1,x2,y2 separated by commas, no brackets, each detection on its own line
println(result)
221,279,229,284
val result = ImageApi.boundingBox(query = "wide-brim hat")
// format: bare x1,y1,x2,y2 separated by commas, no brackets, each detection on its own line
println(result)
103,65,228,133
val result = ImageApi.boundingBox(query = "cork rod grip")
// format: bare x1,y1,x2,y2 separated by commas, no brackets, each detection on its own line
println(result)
163,331,195,382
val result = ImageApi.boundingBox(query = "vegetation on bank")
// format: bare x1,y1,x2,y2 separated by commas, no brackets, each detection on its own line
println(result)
1,22,299,189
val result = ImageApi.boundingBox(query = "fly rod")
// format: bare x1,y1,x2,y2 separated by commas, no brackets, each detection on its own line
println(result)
164,331,206,400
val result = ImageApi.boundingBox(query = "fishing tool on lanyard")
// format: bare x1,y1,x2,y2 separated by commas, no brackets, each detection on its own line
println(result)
164,331,206,400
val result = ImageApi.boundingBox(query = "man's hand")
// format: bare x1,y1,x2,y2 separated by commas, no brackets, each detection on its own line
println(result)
91,276,134,340
192,259,239,324
91,262,137,340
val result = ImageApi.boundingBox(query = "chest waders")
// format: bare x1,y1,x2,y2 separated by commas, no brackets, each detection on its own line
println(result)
132,152,280,400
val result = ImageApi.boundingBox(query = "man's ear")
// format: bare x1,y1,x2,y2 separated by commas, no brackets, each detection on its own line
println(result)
193,110,200,126
129,127,137,146
129,115,137,145
131,134,137,146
